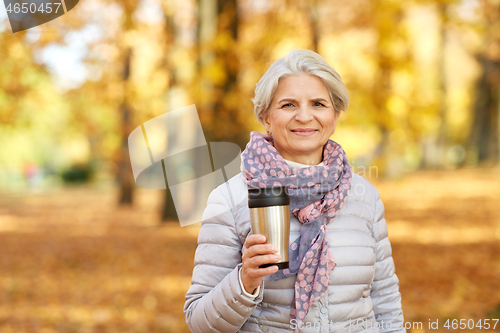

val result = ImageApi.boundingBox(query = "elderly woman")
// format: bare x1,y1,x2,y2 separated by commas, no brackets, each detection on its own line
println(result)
184,49,405,333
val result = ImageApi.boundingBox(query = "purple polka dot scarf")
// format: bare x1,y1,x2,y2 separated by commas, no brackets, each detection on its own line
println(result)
240,131,352,329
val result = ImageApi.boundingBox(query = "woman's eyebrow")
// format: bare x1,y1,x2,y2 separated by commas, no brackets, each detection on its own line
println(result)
277,98,297,104
278,97,330,104
311,98,329,103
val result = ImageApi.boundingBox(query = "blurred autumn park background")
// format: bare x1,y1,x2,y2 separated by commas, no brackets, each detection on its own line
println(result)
1,0,500,332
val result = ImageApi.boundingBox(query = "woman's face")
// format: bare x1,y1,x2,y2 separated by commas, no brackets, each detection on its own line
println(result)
263,74,340,165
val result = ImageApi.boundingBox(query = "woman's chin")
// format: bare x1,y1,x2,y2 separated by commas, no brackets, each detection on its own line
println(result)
287,139,324,152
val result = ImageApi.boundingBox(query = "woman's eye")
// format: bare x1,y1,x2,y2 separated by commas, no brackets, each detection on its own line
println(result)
314,102,325,107
282,103,293,108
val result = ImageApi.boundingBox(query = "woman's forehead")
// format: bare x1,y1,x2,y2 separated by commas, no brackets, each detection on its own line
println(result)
273,75,331,101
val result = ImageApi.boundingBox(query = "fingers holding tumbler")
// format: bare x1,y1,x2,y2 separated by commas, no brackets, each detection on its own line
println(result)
241,234,281,294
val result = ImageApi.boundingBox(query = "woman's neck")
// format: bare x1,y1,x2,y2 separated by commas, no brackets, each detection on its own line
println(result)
283,158,324,168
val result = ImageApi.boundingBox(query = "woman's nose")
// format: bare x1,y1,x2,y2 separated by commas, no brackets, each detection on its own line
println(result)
295,106,314,123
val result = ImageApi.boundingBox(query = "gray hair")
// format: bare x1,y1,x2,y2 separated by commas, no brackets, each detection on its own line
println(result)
252,49,350,124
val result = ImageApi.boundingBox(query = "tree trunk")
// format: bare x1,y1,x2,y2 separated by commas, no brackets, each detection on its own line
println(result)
210,0,245,147
309,0,319,52
161,1,181,222
467,55,500,165
161,181,179,222
196,0,217,117
466,1,500,166
435,2,448,167
118,48,134,205
369,3,404,178
196,0,243,147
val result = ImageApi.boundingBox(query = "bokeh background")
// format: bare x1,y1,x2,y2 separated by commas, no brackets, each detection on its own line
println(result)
1,0,500,332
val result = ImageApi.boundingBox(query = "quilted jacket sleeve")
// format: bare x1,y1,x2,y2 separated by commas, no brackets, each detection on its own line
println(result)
184,185,263,333
370,193,406,333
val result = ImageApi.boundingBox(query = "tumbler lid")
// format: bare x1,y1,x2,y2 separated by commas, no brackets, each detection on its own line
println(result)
248,186,289,208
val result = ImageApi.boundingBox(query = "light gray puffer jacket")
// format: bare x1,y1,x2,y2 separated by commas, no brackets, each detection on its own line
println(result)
184,172,405,333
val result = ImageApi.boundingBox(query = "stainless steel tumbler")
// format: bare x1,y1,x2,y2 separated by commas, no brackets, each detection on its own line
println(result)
248,186,290,269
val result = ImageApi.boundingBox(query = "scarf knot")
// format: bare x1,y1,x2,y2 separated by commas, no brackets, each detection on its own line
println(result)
240,131,352,329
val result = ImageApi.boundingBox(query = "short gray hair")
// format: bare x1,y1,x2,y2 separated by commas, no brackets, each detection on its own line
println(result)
252,49,349,124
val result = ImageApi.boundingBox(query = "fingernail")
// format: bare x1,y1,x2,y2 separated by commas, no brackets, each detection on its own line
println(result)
275,254,281,261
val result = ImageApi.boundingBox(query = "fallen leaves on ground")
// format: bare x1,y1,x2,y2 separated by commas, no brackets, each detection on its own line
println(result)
0,167,499,332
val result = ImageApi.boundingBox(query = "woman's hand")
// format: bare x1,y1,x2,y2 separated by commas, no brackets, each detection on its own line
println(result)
240,234,281,294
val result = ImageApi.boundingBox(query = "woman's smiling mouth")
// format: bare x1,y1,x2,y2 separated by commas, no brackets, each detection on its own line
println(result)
291,128,318,136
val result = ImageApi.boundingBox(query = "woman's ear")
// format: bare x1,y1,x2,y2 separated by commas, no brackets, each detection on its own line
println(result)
262,111,271,133
330,110,341,135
